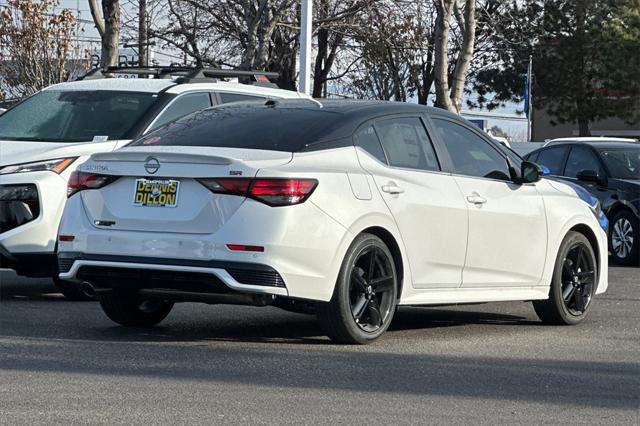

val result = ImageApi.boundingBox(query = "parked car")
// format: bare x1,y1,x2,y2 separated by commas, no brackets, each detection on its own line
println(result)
525,140,640,265
0,67,308,299
57,100,608,343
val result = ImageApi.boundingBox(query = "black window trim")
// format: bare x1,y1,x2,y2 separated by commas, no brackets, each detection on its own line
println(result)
352,113,445,174
426,115,519,184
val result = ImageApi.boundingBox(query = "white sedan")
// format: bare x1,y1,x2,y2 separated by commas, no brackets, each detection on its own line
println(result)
57,100,609,344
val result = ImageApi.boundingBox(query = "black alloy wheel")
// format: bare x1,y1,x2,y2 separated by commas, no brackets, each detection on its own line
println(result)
533,231,598,325
349,246,396,332
560,244,596,316
316,233,398,344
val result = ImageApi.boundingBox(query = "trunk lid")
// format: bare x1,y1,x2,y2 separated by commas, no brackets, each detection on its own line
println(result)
79,146,292,234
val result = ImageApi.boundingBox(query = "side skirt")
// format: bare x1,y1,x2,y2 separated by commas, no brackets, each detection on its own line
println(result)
398,286,550,306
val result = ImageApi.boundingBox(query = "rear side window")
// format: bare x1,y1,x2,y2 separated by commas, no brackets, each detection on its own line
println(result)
149,92,211,132
374,117,440,171
132,105,341,152
354,125,386,163
536,146,568,175
218,92,266,104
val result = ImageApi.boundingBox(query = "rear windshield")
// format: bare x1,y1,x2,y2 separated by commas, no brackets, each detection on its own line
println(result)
130,104,339,152
0,90,158,142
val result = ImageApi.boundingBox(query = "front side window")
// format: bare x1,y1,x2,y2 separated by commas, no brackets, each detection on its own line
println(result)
374,117,440,171
536,146,568,175
0,90,158,142
564,146,605,178
148,92,212,132
432,118,511,181
598,147,640,179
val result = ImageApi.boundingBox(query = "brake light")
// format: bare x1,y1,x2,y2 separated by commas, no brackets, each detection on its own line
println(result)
198,178,318,206
226,244,265,252
67,171,118,198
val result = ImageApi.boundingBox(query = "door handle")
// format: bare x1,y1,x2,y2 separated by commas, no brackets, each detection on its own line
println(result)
466,193,487,205
381,182,405,195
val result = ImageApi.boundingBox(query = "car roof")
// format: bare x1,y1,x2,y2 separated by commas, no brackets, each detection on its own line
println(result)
545,137,638,146
43,78,307,98
195,99,471,145
164,81,306,98
540,140,639,149
253,99,462,121
44,78,176,93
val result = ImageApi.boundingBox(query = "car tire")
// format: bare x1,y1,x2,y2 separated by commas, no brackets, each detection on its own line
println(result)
53,277,96,301
99,290,174,327
609,210,639,266
316,233,398,344
533,231,598,325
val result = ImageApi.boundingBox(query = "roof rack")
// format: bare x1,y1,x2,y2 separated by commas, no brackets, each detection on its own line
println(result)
78,66,280,88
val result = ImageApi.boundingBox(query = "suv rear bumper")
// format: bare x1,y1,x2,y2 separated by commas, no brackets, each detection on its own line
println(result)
0,243,57,277
58,252,289,297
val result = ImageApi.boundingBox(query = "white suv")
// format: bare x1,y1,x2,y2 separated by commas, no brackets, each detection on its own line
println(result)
0,67,308,299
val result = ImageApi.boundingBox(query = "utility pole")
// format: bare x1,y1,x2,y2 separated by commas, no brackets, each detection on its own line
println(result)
138,0,147,66
526,55,533,142
299,0,312,95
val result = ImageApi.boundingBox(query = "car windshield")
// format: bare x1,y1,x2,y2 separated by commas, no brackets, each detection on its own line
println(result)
0,90,158,142
598,147,640,179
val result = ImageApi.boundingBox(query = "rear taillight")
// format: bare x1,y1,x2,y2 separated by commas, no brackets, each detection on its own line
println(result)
67,171,118,198
198,178,318,207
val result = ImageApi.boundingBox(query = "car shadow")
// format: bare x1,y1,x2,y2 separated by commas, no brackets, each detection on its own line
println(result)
0,276,65,301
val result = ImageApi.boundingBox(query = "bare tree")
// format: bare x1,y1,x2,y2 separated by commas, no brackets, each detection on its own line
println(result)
0,0,75,98
88,0,121,67
433,0,476,113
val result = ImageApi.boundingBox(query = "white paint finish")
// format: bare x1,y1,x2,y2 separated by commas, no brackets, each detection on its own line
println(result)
356,149,468,289
454,177,548,287
346,172,372,200
399,286,550,305
59,192,352,302
57,143,610,307
45,79,175,93
535,179,609,295
165,82,308,99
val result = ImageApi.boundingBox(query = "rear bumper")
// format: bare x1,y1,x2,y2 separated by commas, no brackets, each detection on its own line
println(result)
58,193,353,302
58,253,289,297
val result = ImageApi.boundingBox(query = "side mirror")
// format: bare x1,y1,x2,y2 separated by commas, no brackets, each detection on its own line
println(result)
577,169,607,186
520,161,543,184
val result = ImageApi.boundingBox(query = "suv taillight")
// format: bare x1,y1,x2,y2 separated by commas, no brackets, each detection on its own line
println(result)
67,171,118,198
198,178,318,207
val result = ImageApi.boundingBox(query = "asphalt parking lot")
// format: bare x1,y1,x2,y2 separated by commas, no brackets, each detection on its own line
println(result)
0,267,638,424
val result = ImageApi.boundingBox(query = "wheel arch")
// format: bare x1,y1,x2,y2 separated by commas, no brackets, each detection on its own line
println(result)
360,226,405,299
607,201,638,223
569,223,601,281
